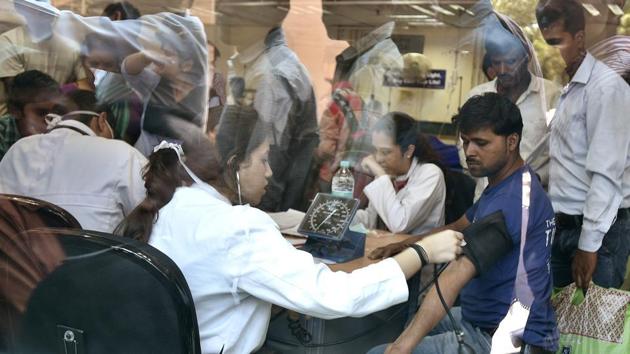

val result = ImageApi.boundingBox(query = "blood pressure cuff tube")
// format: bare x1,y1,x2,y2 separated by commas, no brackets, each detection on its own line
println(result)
461,210,513,276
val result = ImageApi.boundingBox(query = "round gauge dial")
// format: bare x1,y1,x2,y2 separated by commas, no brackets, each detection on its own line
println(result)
298,193,359,240
308,199,351,236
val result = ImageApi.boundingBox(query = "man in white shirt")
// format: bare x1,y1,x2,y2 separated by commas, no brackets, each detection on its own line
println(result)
537,0,630,290
0,90,147,232
462,14,560,200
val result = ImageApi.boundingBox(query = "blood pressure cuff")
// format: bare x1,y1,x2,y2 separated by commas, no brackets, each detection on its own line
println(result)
462,210,513,276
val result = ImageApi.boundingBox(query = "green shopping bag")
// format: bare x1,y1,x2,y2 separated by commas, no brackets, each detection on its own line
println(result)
552,283,630,354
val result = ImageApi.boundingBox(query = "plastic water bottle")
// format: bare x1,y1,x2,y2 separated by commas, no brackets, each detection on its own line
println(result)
332,161,355,199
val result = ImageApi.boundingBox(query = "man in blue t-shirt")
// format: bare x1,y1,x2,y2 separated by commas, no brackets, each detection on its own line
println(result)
368,93,557,354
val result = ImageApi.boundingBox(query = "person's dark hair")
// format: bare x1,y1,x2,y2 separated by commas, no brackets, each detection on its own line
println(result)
536,0,585,35
116,105,269,242
102,1,141,20
372,112,444,168
482,52,493,80
7,70,61,113
115,137,222,242
65,90,118,133
215,105,270,182
454,93,523,143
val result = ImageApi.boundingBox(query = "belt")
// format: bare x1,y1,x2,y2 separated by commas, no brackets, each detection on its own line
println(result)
555,207,630,230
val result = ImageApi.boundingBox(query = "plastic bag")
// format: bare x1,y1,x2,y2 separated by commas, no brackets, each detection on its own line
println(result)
552,283,630,354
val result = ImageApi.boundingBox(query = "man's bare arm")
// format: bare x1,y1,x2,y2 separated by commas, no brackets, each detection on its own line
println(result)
386,256,477,353
369,215,471,259
123,52,153,75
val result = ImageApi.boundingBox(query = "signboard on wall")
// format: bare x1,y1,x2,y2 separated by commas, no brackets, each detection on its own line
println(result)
383,69,447,89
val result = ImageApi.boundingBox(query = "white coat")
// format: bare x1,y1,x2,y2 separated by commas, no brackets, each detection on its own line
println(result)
0,120,147,232
149,184,409,354
354,159,446,235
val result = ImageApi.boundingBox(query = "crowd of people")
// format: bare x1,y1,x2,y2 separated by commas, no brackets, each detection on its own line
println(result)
0,0,629,353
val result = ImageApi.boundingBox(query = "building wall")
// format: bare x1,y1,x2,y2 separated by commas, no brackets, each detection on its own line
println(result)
387,25,480,124
182,0,486,125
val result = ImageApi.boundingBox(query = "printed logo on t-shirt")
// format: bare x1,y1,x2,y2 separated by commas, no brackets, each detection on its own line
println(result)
544,217,555,274
545,217,556,248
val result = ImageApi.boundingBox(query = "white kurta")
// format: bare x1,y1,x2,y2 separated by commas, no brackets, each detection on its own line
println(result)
149,184,409,354
0,120,147,232
354,159,446,235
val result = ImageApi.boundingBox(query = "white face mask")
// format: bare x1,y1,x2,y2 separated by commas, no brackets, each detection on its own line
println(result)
45,110,113,138
45,110,100,130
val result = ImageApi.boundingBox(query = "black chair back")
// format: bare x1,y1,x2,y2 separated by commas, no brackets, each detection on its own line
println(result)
3,229,200,354
444,170,476,224
0,194,81,229
0,194,82,350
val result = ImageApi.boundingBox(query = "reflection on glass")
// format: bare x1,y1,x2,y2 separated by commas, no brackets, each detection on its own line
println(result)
215,0,318,212
0,0,628,352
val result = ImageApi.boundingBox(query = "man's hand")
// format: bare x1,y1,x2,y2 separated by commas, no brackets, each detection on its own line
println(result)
368,238,416,260
142,50,177,73
572,249,597,290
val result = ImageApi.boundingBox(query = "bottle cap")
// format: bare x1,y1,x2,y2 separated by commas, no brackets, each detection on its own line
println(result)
340,160,350,168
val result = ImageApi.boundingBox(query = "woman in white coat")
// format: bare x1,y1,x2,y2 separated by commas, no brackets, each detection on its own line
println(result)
117,106,463,354
355,112,447,235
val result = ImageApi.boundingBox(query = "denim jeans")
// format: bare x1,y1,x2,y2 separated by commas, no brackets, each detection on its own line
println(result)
367,307,491,354
551,215,630,288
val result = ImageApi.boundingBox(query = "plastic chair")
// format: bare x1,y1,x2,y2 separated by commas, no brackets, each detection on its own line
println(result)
0,194,82,350
2,228,200,354
0,193,81,229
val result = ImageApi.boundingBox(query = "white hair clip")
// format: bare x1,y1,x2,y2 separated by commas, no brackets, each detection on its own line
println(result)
153,140,185,157
153,140,209,189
